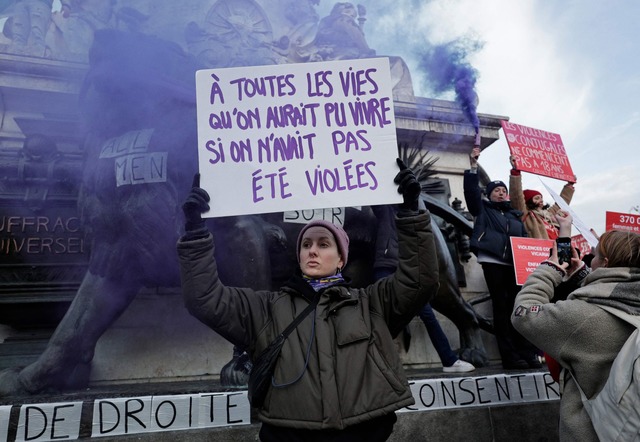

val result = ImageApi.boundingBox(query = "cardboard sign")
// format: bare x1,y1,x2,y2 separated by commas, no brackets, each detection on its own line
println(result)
1,376,558,439
402,372,558,412
283,207,346,226
510,237,554,285
501,121,575,182
606,211,640,233
195,58,401,217
91,392,249,438
16,402,82,442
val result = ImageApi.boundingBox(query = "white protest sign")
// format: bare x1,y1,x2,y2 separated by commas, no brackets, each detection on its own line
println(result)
91,392,250,438
541,180,599,247
195,57,401,217
401,372,559,413
16,402,82,442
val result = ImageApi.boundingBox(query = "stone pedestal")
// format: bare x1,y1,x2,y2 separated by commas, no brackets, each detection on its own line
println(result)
90,289,233,383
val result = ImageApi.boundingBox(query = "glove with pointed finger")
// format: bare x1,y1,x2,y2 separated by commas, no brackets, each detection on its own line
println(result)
394,158,421,213
182,174,211,240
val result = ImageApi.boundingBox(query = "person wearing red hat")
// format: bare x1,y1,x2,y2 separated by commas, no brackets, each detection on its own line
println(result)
508,157,577,381
509,156,575,240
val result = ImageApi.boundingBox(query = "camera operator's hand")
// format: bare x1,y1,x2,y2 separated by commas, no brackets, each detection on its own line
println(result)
394,158,421,213
547,242,569,271
182,173,210,240
555,211,573,237
565,247,583,277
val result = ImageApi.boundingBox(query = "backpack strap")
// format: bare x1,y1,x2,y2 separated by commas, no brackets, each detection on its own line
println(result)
280,294,320,340
567,305,640,417
595,305,640,330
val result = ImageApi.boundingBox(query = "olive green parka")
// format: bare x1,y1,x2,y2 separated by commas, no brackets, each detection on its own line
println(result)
177,211,439,430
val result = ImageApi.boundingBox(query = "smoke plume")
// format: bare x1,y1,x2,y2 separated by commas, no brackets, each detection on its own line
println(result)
417,38,483,132
355,1,484,132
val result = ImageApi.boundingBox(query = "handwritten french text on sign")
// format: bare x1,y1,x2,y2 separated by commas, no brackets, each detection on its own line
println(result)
510,237,554,285
16,402,82,442
195,58,401,217
1,377,559,438
91,392,249,438
283,207,346,226
606,211,640,233
401,372,559,413
501,121,575,182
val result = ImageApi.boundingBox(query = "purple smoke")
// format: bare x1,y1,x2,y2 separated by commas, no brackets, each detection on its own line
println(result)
417,39,482,132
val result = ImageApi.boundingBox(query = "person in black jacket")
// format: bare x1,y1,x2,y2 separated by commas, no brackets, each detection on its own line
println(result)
372,204,475,373
464,146,539,369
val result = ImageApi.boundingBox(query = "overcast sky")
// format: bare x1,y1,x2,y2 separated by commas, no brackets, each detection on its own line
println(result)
316,0,640,235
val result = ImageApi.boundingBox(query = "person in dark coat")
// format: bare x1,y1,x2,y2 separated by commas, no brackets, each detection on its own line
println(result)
177,160,440,441
372,204,475,373
512,230,640,441
463,146,539,369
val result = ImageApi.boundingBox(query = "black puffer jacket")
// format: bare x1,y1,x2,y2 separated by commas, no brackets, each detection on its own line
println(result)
463,171,527,263
371,204,398,271
177,211,439,430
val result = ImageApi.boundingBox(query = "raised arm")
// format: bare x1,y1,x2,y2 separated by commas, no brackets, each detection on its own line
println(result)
371,160,439,336
177,174,269,349
463,147,485,216
508,156,527,214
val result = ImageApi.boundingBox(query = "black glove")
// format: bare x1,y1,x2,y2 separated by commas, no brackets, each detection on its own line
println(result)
182,173,210,240
394,158,421,213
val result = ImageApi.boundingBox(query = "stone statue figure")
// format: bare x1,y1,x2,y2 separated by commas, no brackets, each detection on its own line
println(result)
51,0,116,57
311,2,375,60
0,28,285,396
281,1,414,100
1,0,53,56
185,0,283,68
0,2,489,396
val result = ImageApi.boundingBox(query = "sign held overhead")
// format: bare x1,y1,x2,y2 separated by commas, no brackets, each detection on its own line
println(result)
195,57,401,218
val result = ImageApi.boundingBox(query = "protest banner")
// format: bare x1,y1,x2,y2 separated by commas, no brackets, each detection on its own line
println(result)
571,234,593,257
501,121,575,182
195,58,401,218
510,237,554,285
606,211,640,233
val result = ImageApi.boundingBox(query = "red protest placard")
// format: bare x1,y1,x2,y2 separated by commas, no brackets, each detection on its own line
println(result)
510,237,554,285
571,234,592,258
501,121,576,182
606,211,640,233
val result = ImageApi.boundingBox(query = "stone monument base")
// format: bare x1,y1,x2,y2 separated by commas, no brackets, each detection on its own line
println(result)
90,288,232,384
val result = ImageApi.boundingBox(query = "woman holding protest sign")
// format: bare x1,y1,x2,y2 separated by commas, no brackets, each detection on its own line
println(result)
177,159,439,441
511,230,640,441
464,146,539,370
508,155,576,240
508,155,576,378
